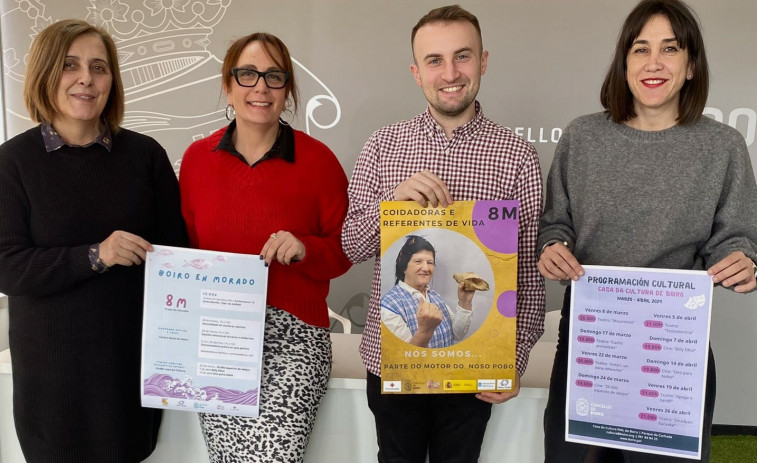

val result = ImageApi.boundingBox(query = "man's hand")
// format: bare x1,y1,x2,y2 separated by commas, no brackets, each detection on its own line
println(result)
395,170,453,208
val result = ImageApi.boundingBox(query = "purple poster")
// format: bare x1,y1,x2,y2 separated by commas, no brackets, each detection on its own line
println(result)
566,265,713,460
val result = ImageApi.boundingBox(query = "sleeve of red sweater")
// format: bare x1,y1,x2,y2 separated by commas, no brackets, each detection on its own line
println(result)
293,134,352,282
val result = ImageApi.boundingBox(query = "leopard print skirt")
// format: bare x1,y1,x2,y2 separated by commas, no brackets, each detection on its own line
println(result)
198,306,332,463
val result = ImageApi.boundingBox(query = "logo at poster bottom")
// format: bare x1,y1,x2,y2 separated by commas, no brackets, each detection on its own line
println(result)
497,379,513,390
383,381,402,392
444,379,477,391
477,379,496,390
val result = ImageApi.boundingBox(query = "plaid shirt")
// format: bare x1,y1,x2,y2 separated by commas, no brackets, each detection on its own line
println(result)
381,284,455,348
343,102,546,377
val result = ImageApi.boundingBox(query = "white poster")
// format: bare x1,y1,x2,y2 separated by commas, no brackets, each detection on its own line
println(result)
141,245,268,417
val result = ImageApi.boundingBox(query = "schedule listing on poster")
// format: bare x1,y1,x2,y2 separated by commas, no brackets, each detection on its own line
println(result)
141,245,268,417
567,265,713,459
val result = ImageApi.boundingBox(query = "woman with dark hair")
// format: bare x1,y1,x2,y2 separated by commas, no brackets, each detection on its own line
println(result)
538,0,757,461
381,235,476,348
179,31,351,462
0,19,186,462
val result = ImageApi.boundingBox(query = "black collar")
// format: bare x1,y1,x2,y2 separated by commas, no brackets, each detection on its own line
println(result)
214,119,295,166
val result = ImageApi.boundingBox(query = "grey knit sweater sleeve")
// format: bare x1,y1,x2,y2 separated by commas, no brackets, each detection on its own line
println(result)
538,112,757,271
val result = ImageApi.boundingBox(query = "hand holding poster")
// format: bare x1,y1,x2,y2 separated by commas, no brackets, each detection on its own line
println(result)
566,265,713,459
141,245,268,417
380,201,518,394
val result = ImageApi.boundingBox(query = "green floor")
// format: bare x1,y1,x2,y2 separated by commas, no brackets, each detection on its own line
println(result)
711,435,757,462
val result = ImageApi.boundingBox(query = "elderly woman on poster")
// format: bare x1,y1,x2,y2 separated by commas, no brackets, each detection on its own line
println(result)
381,235,484,348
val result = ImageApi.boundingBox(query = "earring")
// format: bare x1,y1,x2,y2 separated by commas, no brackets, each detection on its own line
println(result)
279,100,293,126
687,73,694,80
225,104,235,121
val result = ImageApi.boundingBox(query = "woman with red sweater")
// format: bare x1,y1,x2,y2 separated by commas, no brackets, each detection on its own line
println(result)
179,32,352,462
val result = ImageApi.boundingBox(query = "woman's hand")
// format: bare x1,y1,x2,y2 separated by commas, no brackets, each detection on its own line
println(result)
408,300,444,347
538,242,584,281
260,230,306,266
457,282,475,311
99,231,153,267
708,251,756,293
416,301,444,331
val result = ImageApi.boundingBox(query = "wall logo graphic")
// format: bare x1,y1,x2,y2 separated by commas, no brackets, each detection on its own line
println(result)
0,0,342,171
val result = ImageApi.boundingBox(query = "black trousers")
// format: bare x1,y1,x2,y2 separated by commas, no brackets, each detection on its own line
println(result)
543,287,716,463
366,371,493,463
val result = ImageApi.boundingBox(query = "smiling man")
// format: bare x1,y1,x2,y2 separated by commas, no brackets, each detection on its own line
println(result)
342,5,546,462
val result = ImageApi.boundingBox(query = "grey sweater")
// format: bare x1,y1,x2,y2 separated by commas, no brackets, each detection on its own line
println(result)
538,112,757,271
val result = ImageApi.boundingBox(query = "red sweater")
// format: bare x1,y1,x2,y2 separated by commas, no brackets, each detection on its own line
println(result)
179,125,351,327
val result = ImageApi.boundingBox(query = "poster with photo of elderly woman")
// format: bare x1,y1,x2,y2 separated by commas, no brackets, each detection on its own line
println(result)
379,201,518,394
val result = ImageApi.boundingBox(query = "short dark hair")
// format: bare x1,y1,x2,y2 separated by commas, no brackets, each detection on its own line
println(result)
221,32,299,114
411,4,483,57
23,19,125,132
600,0,708,125
394,235,436,284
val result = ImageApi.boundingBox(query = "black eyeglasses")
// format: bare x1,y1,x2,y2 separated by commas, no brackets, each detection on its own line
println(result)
230,68,289,89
